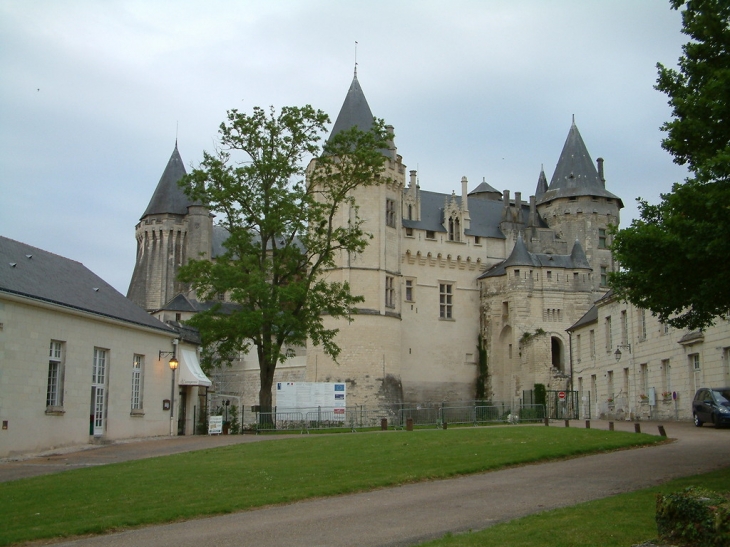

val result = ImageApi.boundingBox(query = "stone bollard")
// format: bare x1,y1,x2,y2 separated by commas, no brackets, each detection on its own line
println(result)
609,421,614,431
406,417,414,431
634,423,641,433
544,417,549,426
564,420,570,428
443,421,448,430
658,425,667,437
585,420,591,429
381,418,387,431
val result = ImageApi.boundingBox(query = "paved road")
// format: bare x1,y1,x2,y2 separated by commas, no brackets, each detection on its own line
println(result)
3,421,729,547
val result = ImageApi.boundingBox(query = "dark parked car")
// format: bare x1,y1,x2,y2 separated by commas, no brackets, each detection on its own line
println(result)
693,387,730,428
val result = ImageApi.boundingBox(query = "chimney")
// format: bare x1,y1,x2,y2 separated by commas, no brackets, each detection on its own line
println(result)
597,157,605,186
409,170,417,188
385,125,396,155
514,192,522,222
528,195,537,227
461,176,469,212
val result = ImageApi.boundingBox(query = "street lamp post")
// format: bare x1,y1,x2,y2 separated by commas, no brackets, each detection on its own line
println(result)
160,349,179,436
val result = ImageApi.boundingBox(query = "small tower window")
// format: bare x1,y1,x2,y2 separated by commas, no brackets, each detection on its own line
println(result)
598,228,607,249
386,199,396,228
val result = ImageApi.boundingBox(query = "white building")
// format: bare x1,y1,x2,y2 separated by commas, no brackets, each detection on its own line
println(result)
568,291,730,421
0,236,209,458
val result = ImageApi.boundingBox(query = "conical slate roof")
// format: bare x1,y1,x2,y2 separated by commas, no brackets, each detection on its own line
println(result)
569,239,591,269
469,179,501,200
537,121,622,206
502,235,538,268
141,144,195,218
328,70,394,160
329,70,375,140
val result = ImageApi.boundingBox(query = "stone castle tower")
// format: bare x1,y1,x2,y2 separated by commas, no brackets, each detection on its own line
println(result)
127,144,213,312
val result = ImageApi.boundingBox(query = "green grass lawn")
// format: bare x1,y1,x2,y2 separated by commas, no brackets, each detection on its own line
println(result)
0,427,663,546
416,465,730,547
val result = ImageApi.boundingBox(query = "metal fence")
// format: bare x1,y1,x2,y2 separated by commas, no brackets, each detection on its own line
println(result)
210,401,546,433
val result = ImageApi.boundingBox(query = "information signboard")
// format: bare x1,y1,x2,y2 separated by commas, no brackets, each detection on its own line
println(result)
208,415,223,435
275,382,346,420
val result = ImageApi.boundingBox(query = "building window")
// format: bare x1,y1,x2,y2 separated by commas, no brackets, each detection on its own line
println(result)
576,334,582,362
640,308,647,340
407,204,413,220
605,316,612,351
502,301,509,319
621,310,628,344
474,236,481,245
47,340,65,409
640,363,649,394
405,227,413,237
405,279,414,302
386,199,396,228
589,329,596,358
600,266,608,287
547,270,552,280
662,321,670,335
514,269,520,278
385,276,395,308
598,228,607,249
439,283,453,319
692,353,700,371
448,216,461,242
426,230,435,239
131,355,144,412
607,370,614,400
661,359,671,395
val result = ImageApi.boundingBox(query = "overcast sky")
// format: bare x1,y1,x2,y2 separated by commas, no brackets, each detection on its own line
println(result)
0,1,689,294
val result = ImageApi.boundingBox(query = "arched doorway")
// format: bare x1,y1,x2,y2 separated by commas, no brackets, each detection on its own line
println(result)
551,336,564,372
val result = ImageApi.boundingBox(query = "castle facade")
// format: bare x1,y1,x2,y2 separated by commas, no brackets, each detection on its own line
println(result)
128,73,623,409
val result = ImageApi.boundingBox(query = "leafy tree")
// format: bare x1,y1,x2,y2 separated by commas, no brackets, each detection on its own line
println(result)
610,0,730,330
178,105,389,414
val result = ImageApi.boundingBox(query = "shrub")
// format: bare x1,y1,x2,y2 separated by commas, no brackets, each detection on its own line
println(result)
656,486,730,546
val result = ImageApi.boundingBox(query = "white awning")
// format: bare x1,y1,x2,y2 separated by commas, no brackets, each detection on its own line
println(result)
178,348,212,387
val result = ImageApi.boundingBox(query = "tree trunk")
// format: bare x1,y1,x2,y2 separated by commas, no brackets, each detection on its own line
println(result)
258,358,276,428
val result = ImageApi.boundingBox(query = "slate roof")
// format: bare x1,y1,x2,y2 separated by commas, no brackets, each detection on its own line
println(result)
567,304,598,332
156,293,241,316
479,238,592,279
141,144,197,218
402,190,544,239
0,236,174,333
537,121,623,207
468,180,501,200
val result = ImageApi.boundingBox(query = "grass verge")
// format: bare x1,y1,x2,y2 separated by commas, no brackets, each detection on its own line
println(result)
416,465,730,547
0,427,663,545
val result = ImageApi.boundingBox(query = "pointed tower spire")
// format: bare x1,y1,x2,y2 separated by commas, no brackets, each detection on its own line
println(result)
329,72,374,140
536,119,623,206
535,165,548,198
141,144,195,218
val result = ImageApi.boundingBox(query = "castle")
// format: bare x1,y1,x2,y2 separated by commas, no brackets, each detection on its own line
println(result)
127,72,622,409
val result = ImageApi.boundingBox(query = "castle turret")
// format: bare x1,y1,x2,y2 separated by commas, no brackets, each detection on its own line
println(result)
535,119,622,295
127,144,212,312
